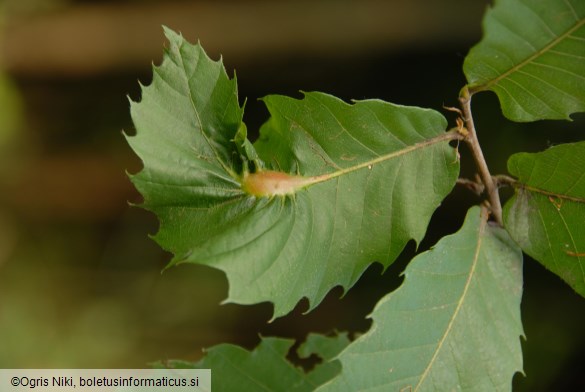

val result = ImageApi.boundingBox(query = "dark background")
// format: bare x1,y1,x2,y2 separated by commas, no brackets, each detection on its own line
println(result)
1,0,584,390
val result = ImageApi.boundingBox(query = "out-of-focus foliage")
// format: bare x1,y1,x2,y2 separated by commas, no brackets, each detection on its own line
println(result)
0,73,23,153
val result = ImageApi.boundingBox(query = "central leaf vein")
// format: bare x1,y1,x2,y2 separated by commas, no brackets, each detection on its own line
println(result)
415,208,488,390
306,131,458,188
521,184,585,204
470,12,585,93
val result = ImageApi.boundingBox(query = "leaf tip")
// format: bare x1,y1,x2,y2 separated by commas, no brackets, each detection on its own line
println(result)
219,297,236,307
161,25,181,41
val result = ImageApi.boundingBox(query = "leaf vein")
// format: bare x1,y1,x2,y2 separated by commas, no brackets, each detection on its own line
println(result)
556,209,585,283
518,0,557,39
414,209,488,391
564,0,580,21
516,68,584,103
311,94,381,157
472,12,585,93
500,75,563,117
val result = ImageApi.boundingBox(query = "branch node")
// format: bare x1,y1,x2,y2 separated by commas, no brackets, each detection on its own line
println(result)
493,174,517,188
458,87,503,226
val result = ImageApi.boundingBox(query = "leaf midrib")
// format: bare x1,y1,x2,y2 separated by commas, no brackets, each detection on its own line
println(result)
240,130,459,197
520,184,585,204
470,14,585,93
303,131,459,188
415,208,488,390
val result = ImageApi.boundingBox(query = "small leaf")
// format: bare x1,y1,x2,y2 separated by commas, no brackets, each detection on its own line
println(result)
297,333,352,388
160,335,350,392
464,0,585,122
298,332,351,362
127,29,460,319
318,206,524,392
503,141,585,297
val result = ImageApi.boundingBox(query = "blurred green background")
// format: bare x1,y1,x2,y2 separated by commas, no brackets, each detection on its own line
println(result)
0,0,583,390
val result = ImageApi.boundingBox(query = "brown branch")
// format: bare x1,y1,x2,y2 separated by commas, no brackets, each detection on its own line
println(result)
456,177,484,196
459,86,503,225
493,174,517,188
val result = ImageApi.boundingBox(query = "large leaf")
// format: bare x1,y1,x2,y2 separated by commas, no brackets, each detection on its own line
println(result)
159,335,350,392
504,141,585,297
318,206,524,392
464,0,585,122
127,28,460,319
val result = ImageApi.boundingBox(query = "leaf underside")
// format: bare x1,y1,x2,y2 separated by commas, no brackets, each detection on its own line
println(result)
160,335,350,392
464,0,585,122
504,141,585,297
126,28,460,319
318,207,524,392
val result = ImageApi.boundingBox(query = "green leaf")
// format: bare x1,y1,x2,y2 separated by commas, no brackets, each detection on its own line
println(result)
298,332,351,362
318,207,524,392
160,335,350,392
297,333,350,390
297,332,351,387
463,0,585,122
127,28,460,319
503,141,585,297
127,27,245,208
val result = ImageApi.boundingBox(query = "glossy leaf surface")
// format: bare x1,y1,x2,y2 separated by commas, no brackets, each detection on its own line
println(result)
464,0,585,122
126,28,460,319
319,207,524,392
504,141,585,297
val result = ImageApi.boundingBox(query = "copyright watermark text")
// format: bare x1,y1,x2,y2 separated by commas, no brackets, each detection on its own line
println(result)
1,369,210,391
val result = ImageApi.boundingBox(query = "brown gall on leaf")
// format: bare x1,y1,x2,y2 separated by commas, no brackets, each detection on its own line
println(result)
241,170,311,197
